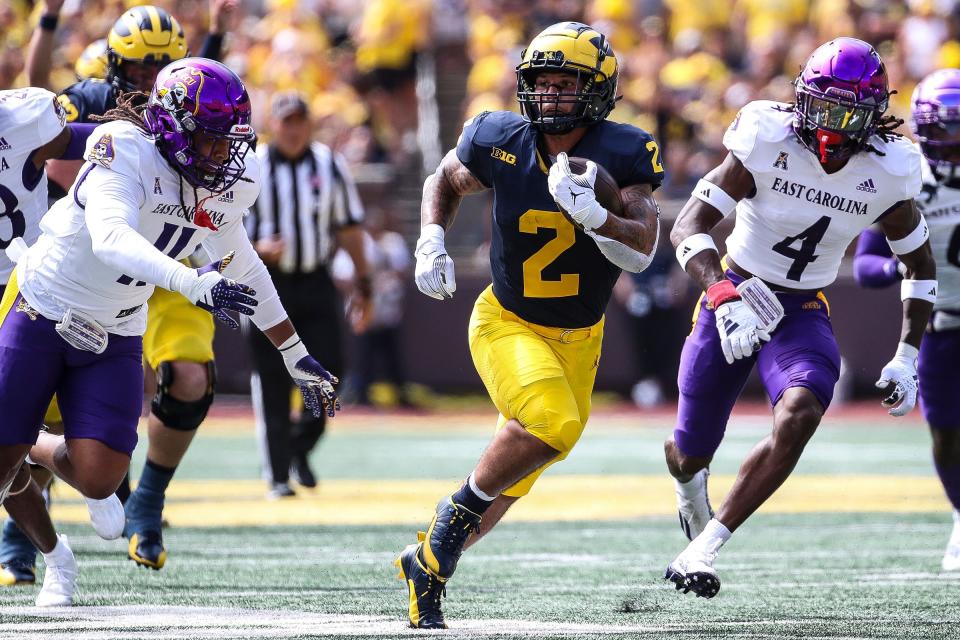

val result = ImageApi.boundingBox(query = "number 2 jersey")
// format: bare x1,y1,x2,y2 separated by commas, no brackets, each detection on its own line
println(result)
16,119,284,336
0,87,67,282
456,110,663,329
723,100,922,289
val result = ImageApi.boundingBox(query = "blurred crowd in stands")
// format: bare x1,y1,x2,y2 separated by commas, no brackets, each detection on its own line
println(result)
3,1,960,194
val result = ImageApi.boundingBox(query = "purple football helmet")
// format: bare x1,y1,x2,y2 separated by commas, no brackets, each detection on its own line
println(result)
144,58,255,193
911,69,960,178
794,37,889,164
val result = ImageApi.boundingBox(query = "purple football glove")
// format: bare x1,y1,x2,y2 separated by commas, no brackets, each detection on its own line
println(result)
280,338,340,418
191,252,258,329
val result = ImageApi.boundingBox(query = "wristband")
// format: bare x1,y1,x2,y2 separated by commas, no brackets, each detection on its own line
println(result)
676,233,718,271
894,341,919,363
706,279,740,310
39,14,58,31
278,332,308,364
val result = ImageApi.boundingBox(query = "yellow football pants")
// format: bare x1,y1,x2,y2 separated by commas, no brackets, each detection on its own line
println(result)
467,285,603,497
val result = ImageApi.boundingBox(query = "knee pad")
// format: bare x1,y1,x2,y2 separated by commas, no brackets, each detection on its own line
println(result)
151,361,216,431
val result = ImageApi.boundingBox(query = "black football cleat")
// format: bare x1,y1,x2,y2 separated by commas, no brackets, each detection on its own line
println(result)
395,539,447,629
420,497,481,579
290,454,317,488
128,530,167,570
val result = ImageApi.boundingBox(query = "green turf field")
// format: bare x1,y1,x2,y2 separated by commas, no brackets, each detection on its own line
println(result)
0,405,957,639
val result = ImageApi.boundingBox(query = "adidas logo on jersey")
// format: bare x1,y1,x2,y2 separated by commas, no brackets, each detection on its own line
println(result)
217,190,234,203
856,178,878,193
0,137,10,151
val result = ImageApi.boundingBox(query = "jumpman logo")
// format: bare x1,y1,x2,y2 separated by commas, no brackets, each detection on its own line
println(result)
569,189,583,205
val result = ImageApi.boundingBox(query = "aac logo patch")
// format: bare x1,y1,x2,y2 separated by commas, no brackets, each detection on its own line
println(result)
773,152,789,170
491,147,516,166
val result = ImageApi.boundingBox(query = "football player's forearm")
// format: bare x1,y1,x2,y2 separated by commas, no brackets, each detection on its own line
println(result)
898,245,936,349
421,172,462,230
25,23,56,88
671,203,727,291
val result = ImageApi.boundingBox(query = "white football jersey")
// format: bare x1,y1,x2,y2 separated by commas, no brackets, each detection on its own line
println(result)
17,119,261,335
917,153,960,310
722,100,922,289
0,87,67,282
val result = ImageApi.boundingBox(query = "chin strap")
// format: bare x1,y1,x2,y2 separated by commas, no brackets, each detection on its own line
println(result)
817,129,844,164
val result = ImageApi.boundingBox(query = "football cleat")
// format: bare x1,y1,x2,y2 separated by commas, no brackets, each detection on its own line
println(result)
128,531,166,570
290,455,317,488
664,547,721,599
395,539,448,629
675,469,715,541
0,560,35,586
36,535,77,607
267,481,296,500
942,510,960,572
421,497,481,579
85,494,125,540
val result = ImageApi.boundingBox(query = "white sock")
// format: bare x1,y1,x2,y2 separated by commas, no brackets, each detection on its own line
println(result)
468,473,496,502
690,518,731,557
42,535,69,564
674,470,705,500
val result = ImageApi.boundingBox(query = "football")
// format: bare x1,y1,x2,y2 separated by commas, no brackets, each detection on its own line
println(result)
566,157,623,217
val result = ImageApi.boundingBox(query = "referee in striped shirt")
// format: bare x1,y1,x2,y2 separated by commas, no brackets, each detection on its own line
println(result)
246,91,371,498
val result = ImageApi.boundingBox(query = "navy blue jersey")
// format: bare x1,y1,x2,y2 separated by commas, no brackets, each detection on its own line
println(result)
57,79,115,124
456,110,664,328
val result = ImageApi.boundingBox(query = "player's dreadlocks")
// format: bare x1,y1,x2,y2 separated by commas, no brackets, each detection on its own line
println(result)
91,91,150,132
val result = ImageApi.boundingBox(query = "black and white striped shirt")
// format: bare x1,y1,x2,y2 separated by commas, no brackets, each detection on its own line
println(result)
246,142,364,273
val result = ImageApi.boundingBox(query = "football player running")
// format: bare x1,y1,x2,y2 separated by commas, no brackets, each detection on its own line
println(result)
396,22,663,628
664,37,936,598
854,68,960,571
0,58,339,602
0,87,123,604
6,4,238,574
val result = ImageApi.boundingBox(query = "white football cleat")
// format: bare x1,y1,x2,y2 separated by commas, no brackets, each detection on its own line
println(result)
664,545,720,599
942,510,960,572
36,535,77,607
675,469,715,541
85,494,124,540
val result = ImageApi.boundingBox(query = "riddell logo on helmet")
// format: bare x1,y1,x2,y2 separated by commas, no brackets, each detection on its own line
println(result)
231,124,253,134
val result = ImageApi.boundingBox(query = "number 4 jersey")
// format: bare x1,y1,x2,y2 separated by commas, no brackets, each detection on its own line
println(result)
722,100,922,289
456,110,664,329
0,87,68,282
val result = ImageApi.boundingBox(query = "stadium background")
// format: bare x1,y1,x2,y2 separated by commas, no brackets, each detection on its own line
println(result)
2,0,953,400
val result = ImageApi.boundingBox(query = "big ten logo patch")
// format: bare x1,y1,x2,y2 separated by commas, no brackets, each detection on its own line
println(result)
491,147,517,166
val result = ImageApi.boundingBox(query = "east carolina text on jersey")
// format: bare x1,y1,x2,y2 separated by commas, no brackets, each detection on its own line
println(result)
456,110,663,328
16,119,260,334
723,100,922,289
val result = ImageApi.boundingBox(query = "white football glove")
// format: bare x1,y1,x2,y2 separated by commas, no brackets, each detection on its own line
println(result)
875,342,919,417
414,223,456,300
715,300,771,365
547,152,608,231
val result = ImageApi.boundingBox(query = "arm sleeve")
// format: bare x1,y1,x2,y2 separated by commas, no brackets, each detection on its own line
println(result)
62,123,98,160
197,33,224,61
201,212,287,330
83,165,195,291
454,112,493,187
853,228,900,288
587,220,659,274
